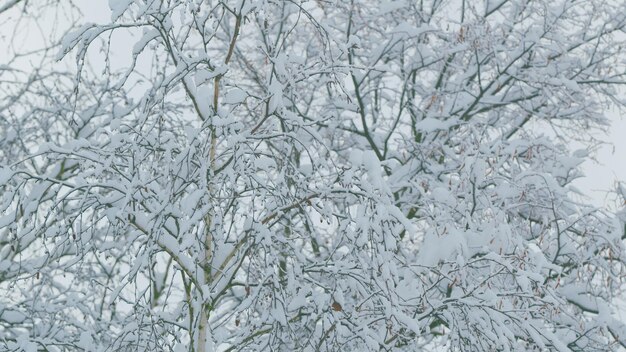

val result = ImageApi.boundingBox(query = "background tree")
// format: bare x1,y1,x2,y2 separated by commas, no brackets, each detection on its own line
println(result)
1,0,626,351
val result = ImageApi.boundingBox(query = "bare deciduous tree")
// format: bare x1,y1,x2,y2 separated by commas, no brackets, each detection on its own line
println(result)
1,0,626,351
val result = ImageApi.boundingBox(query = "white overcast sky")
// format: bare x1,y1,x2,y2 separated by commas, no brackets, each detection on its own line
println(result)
576,115,626,208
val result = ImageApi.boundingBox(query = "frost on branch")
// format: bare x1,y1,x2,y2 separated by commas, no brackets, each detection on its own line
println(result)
1,0,626,351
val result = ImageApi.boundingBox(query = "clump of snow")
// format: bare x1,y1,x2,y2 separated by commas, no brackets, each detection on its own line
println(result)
109,0,134,21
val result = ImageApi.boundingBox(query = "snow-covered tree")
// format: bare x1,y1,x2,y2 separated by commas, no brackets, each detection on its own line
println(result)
1,0,626,351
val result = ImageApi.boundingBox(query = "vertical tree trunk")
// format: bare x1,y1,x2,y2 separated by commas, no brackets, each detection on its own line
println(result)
197,12,242,351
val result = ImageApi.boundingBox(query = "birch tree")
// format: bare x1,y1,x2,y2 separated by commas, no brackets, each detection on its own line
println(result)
1,0,626,351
